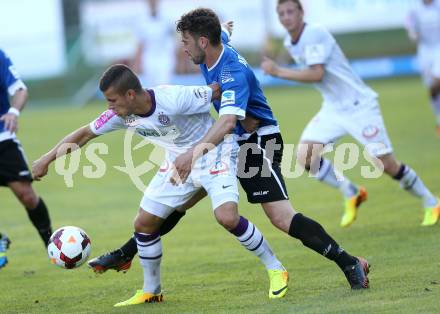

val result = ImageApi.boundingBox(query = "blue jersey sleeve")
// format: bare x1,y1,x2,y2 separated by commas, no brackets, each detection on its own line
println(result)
219,66,249,120
0,50,22,94
221,29,230,45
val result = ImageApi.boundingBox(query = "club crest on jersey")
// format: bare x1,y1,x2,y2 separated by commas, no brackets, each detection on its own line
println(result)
305,44,325,60
362,125,380,139
158,112,171,126
221,90,235,107
209,161,229,175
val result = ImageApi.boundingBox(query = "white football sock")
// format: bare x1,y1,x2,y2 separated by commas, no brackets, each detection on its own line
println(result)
231,216,284,270
315,158,358,198
397,165,438,208
134,232,162,294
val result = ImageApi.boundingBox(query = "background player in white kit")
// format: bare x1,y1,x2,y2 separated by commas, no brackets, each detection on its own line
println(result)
132,0,176,86
261,0,440,227
32,65,288,306
406,0,440,136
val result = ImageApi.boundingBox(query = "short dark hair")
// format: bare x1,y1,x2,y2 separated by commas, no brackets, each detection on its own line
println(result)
176,8,221,46
99,64,143,95
277,0,303,11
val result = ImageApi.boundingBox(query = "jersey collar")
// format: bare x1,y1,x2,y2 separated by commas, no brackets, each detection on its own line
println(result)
138,89,156,117
207,45,225,72
290,22,306,45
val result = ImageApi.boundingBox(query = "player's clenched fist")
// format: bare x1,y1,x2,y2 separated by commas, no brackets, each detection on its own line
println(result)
32,157,51,181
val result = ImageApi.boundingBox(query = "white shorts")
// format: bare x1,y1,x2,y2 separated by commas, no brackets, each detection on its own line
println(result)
418,46,440,86
300,100,393,157
140,138,239,218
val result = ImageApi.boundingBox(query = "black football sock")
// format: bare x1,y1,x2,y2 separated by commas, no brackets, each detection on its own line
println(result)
288,213,357,270
119,237,138,258
120,210,186,258
160,210,186,236
26,198,52,246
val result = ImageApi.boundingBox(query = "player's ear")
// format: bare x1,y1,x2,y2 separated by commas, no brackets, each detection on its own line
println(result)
199,36,208,49
126,89,136,100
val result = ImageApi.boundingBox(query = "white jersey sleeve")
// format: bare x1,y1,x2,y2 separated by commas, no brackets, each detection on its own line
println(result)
89,110,126,135
302,25,335,66
154,85,213,115
405,9,418,35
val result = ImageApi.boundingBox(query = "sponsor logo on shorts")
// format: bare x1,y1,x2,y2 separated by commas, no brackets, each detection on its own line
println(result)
209,161,229,175
362,125,379,139
253,190,269,196
19,170,30,176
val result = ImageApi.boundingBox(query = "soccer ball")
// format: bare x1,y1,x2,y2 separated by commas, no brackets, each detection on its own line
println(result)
47,226,91,269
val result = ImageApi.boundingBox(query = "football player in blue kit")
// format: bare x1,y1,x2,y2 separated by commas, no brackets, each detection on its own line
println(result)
0,49,53,269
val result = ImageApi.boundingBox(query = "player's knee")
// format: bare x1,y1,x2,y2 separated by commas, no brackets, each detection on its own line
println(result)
133,210,162,234
18,189,39,209
265,203,295,233
379,155,401,176
214,204,240,230
133,217,146,233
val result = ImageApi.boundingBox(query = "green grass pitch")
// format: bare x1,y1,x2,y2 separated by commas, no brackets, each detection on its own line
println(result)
1,76,439,313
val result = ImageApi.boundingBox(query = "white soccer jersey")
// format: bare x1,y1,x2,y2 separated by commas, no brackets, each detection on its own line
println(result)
407,0,440,49
135,12,176,86
89,85,215,159
283,24,377,111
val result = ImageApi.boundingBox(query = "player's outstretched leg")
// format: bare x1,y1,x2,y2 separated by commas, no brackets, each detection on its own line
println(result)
263,201,369,290
288,212,370,289
0,233,11,269
88,210,186,273
215,203,288,299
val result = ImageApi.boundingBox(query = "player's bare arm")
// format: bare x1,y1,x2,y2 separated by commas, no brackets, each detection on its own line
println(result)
240,115,260,133
208,82,221,100
32,125,98,180
0,88,28,133
171,114,237,185
261,56,324,83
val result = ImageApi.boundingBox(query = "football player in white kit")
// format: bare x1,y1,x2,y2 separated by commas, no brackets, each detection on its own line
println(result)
32,64,288,306
261,0,440,227
406,0,440,136
133,0,176,87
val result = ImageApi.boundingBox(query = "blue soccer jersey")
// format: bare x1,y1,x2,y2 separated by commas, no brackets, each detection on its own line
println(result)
0,49,26,134
199,31,278,136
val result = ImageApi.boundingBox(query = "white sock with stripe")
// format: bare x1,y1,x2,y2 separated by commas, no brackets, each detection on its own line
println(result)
315,158,358,198
134,232,162,294
393,165,438,208
230,216,284,270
